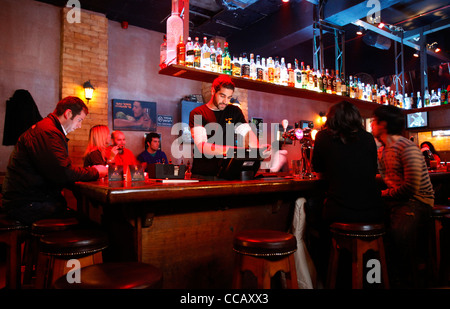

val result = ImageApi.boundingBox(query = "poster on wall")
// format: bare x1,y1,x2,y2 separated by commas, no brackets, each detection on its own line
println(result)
112,99,157,132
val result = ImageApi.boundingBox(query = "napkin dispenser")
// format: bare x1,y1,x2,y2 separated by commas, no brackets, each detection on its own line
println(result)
147,163,186,179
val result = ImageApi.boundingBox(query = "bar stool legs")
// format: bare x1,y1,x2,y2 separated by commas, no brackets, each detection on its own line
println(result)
326,222,389,289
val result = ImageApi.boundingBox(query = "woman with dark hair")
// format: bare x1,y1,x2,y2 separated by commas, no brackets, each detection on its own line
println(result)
312,101,383,224
420,141,441,167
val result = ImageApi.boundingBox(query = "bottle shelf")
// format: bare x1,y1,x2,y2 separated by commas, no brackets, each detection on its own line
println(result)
159,64,382,111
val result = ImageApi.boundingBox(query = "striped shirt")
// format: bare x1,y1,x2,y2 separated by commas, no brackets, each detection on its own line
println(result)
377,136,434,207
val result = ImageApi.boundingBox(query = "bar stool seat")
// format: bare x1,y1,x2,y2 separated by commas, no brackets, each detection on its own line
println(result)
35,229,108,288
23,217,79,286
0,214,29,289
326,222,389,289
232,229,298,289
52,262,163,289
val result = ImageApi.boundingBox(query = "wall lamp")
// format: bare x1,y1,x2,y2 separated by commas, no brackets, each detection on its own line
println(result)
83,80,95,102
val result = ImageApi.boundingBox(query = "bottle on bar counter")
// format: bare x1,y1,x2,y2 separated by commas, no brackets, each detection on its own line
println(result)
430,89,440,106
232,55,241,77
287,63,295,87
416,91,422,108
441,86,448,104
280,57,288,86
256,55,264,81
241,53,250,78
267,57,274,83
424,87,430,107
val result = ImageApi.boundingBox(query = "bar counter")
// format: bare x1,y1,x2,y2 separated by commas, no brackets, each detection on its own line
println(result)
74,175,324,289
74,171,449,289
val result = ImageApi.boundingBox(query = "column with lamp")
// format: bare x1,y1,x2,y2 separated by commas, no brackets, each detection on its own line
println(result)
83,80,95,103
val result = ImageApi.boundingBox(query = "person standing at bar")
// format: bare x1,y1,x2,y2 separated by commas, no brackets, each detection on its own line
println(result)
311,101,383,283
371,104,434,288
312,101,383,224
188,74,268,179
1,96,107,225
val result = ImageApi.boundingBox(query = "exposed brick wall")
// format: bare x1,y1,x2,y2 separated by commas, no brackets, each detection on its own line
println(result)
60,7,109,167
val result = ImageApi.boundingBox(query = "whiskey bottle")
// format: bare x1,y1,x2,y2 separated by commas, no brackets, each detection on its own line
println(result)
185,36,194,67
249,53,257,80
222,42,231,75
193,37,201,68
176,35,185,66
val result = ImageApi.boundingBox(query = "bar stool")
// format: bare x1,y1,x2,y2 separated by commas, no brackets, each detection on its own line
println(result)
232,229,298,289
429,205,450,285
35,229,108,289
0,214,29,289
52,262,163,289
326,222,389,289
22,217,79,286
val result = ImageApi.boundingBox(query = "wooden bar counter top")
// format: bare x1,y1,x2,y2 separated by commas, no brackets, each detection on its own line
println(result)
74,174,324,289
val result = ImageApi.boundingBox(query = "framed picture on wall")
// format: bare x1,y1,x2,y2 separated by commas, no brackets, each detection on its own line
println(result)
112,99,157,132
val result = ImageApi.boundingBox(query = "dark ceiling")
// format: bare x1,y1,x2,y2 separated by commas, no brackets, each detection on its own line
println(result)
35,0,450,80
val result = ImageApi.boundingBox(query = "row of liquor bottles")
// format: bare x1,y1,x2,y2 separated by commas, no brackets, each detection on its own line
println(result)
161,36,449,108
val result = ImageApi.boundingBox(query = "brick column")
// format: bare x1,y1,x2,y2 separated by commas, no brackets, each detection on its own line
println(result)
60,7,109,167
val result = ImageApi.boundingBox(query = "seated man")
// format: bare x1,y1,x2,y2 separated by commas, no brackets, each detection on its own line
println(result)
137,133,168,169
1,96,107,225
105,130,137,166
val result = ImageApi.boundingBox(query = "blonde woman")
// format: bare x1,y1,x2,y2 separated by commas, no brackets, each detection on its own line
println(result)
83,125,111,167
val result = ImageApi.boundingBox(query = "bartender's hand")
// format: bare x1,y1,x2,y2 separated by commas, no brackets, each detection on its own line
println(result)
93,165,108,178
259,144,271,158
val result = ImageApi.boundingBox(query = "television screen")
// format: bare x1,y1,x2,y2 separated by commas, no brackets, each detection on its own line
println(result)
406,112,428,129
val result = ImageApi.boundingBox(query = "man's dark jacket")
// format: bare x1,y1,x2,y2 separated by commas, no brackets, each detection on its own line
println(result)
1,113,99,210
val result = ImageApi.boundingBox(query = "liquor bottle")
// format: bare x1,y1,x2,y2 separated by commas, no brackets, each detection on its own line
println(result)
241,53,250,78
209,39,216,72
430,89,440,106
262,57,268,82
160,35,167,66
280,57,288,86
410,92,416,109
322,69,328,93
176,35,185,66
287,63,295,87
215,42,222,73
249,53,257,80
166,0,183,65
404,93,411,109
201,37,211,70
342,73,348,97
301,62,308,89
424,87,430,107
313,68,318,92
294,60,301,88
222,42,231,75
335,70,342,95
307,65,314,90
232,55,241,77
416,91,422,108
372,85,377,103
274,57,281,84
348,76,354,98
441,86,448,105
256,55,263,81
326,69,332,94
267,57,274,83
317,70,323,92
185,36,194,67
193,37,201,68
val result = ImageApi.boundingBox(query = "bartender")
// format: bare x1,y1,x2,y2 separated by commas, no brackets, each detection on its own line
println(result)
189,75,269,179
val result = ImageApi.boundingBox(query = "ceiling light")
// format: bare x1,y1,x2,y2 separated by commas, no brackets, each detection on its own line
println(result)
282,0,289,2
413,52,419,58
356,26,364,35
